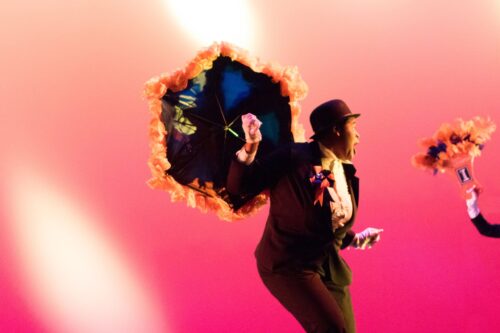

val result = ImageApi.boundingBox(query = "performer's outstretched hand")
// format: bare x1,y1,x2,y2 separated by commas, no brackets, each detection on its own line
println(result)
242,113,262,143
465,187,481,219
351,227,384,250
237,113,262,165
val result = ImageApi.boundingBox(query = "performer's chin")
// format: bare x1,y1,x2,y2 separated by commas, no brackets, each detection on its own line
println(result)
347,148,356,161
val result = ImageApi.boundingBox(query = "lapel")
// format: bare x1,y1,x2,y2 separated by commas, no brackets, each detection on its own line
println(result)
342,163,359,207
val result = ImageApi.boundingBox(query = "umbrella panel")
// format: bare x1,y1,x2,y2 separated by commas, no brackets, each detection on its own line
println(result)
161,56,293,208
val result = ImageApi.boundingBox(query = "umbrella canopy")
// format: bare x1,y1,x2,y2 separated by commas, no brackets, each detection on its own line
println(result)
144,42,308,221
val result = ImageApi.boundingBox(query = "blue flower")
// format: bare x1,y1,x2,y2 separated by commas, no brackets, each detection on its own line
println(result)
427,141,447,159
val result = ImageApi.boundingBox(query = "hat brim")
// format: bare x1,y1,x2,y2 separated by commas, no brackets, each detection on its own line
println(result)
310,113,361,140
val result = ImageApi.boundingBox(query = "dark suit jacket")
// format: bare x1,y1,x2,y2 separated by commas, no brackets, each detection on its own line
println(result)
228,141,359,286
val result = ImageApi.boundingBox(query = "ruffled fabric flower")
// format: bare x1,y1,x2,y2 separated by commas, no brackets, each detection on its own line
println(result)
309,167,334,206
143,41,308,221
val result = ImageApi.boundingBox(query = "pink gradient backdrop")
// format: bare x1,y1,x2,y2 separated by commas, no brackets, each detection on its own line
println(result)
1,1,500,332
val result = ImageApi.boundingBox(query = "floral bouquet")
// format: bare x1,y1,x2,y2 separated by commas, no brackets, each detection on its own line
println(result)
411,117,496,198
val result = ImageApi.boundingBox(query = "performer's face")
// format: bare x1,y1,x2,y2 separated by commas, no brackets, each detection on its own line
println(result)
337,117,360,161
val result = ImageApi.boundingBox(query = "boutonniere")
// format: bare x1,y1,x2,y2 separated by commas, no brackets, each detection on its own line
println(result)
309,165,334,206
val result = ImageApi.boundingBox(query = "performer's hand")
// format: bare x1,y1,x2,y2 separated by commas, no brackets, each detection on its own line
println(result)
351,227,384,250
237,114,262,165
242,113,262,143
466,187,481,219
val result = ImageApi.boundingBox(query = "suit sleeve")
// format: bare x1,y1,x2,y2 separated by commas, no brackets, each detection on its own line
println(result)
340,230,356,249
471,213,500,238
227,144,293,197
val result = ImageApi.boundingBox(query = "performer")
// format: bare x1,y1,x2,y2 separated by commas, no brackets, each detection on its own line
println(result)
466,188,500,238
227,100,383,333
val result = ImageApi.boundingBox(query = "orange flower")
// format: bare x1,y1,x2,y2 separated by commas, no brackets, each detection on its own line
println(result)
197,43,220,62
168,69,189,91
418,137,436,149
434,123,453,142
261,61,284,83
184,60,205,79
147,99,162,117
281,66,308,101
144,77,167,100
411,153,436,171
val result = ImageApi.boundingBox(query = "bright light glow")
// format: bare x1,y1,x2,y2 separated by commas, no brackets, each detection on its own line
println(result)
497,1,500,21
6,168,168,333
165,0,255,49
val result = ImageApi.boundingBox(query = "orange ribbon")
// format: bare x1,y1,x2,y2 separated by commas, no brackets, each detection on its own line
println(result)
309,166,334,206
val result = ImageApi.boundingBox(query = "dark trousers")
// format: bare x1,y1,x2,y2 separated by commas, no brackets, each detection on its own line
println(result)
258,267,355,333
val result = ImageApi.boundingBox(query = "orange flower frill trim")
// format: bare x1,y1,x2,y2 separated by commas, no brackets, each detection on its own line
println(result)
411,117,496,174
143,42,308,221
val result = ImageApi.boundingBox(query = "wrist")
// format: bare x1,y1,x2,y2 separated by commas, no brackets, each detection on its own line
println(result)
466,198,480,219
467,206,480,219
244,142,259,154
236,147,257,166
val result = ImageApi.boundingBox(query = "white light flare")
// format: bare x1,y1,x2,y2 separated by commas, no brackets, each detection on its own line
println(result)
165,0,256,49
5,167,168,333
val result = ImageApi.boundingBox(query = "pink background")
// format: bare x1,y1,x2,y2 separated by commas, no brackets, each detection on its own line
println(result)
1,1,500,332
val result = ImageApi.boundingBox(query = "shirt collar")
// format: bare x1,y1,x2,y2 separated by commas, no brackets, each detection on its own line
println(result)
317,142,352,165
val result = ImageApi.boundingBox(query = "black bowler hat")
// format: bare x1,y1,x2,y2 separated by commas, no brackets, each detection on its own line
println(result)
309,99,360,139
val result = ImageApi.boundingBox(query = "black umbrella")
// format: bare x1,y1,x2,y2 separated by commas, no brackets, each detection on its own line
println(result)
145,42,307,220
